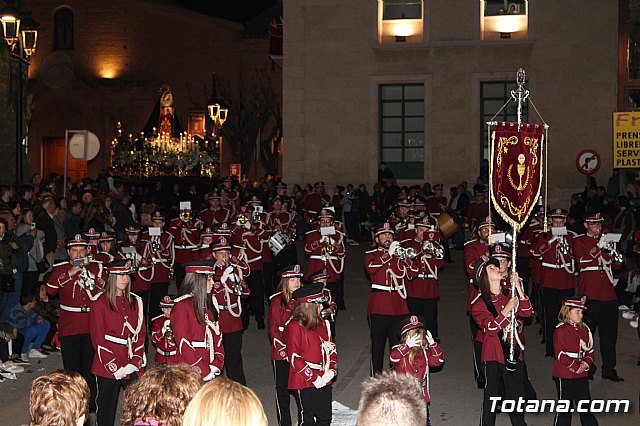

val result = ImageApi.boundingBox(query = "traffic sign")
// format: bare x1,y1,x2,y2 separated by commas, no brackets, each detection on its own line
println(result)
575,149,601,175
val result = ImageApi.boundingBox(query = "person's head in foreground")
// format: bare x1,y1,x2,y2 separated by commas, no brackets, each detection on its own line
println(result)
121,363,203,426
181,377,267,426
29,370,89,426
356,371,427,426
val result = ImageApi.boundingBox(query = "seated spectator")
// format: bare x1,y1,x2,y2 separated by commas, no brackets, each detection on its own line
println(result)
29,370,89,426
121,363,202,426
356,371,427,426
32,282,58,351
6,293,50,360
182,378,267,426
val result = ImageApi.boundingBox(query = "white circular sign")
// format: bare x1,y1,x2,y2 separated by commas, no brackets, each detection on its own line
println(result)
69,131,100,161
575,149,601,175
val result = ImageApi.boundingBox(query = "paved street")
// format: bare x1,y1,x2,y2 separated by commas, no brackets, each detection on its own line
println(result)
1,243,638,425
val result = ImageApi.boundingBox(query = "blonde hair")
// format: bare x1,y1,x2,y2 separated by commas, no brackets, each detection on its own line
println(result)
557,306,586,328
182,378,267,426
29,370,89,426
402,328,426,363
121,364,203,426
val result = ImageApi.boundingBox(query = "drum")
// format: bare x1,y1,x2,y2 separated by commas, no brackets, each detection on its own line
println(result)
437,212,458,240
268,232,290,255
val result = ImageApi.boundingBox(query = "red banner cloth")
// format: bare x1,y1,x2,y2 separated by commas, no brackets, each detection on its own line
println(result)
490,122,544,231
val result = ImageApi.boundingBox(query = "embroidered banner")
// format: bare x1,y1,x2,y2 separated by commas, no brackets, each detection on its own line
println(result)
490,122,544,231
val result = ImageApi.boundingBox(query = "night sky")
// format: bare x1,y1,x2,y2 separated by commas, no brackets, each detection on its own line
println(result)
170,0,277,23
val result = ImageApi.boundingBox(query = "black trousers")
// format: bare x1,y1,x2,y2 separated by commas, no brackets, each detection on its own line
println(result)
263,262,275,298
481,361,527,426
407,297,438,339
584,300,618,377
149,282,169,322
337,273,346,310
296,386,332,426
61,334,97,412
273,360,302,426
223,331,246,385
542,287,574,355
368,314,405,375
516,256,531,296
247,270,265,323
95,373,137,426
174,264,186,291
469,315,485,387
326,281,339,338
553,377,598,426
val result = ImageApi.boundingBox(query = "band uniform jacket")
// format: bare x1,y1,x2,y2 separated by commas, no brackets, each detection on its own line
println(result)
119,243,153,293
171,294,225,380
151,314,177,363
304,229,345,283
285,319,337,390
365,248,410,315
168,217,203,264
471,292,532,364
390,340,444,402
302,193,332,223
465,201,489,229
255,215,275,264
140,231,174,283
231,225,264,272
405,236,444,299
268,209,297,238
463,239,489,312
425,195,448,215
396,227,416,244
526,221,546,285
212,262,250,334
93,251,114,264
200,206,232,229
268,292,297,361
530,231,576,290
47,261,106,336
553,322,595,379
572,234,622,301
90,292,146,379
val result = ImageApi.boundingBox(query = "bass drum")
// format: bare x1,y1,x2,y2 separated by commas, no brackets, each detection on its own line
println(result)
437,212,458,240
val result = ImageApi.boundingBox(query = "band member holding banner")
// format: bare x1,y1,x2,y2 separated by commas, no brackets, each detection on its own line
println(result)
211,237,250,385
365,222,411,375
90,259,146,426
552,295,598,426
572,213,624,381
530,208,576,357
471,257,532,426
268,265,303,426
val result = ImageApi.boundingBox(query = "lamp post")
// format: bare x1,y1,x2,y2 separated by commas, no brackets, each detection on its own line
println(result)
207,73,228,176
1,2,39,185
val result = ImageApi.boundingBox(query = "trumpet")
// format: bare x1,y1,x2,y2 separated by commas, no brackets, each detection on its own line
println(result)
151,236,161,253
602,240,624,263
394,246,418,260
252,210,261,223
164,324,175,344
180,210,191,221
238,214,249,225
75,255,96,291
423,240,444,259
325,242,335,255
557,236,570,255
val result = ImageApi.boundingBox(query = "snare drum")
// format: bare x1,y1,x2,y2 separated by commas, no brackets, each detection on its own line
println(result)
268,232,290,255
437,212,458,240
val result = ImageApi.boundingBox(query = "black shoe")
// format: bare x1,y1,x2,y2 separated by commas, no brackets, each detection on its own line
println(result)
11,357,30,365
257,320,265,330
444,258,453,263
602,374,624,382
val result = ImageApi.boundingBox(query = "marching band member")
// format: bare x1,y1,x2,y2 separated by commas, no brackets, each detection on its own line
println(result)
268,265,303,426
465,186,489,231
527,207,547,319
200,192,232,229
94,232,116,264
388,199,411,233
285,283,337,426
119,225,152,329
90,259,146,426
168,201,203,287
222,176,241,210
390,315,444,426
396,210,420,242
151,295,178,364
553,296,597,426
47,234,106,413
572,213,624,381
530,208,576,357
231,206,266,329
140,212,174,322
249,197,277,299
463,216,494,388
471,257,532,426
171,260,225,381
425,184,447,216
405,217,445,340
84,228,101,257
308,269,338,337
269,194,298,289
302,182,332,225
365,222,411,375
192,227,215,261
211,237,250,385
304,211,345,313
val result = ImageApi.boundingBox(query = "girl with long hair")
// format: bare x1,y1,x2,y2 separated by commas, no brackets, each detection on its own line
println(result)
170,261,224,381
89,259,146,426
268,265,303,426
390,315,444,426
284,283,337,426
552,296,597,426
470,256,532,426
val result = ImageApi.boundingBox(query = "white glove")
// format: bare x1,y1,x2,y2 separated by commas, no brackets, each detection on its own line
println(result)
321,370,335,385
113,367,127,380
313,376,326,389
203,366,221,382
405,334,422,348
122,363,138,375
388,241,401,256
221,266,234,284
425,330,435,346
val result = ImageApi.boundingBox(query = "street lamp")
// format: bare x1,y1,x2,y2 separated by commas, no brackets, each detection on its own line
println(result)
207,73,228,135
0,4,38,185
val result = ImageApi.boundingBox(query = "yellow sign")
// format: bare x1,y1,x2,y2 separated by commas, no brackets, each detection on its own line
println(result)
614,112,640,168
